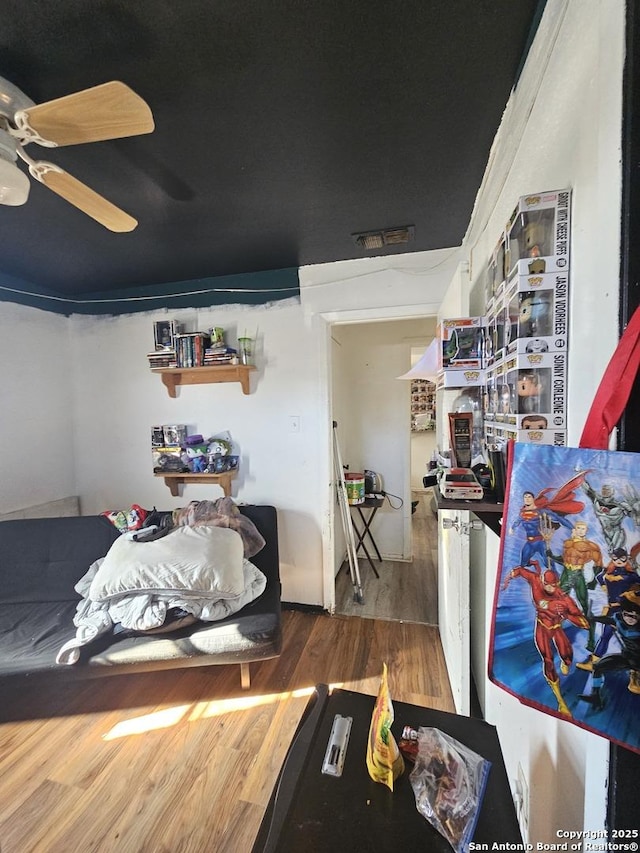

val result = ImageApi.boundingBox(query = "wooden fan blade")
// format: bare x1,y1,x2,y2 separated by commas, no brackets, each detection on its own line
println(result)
21,81,154,147
39,168,137,232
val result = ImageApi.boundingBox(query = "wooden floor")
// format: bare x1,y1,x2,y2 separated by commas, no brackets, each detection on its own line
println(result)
335,491,438,624
0,610,454,853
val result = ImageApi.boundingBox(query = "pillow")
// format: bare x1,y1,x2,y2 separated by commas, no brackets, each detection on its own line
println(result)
89,525,245,602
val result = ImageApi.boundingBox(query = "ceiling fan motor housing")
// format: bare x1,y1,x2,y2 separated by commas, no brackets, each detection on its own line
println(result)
0,75,36,122
0,126,30,205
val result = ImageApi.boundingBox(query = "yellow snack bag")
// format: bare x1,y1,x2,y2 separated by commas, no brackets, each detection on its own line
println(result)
366,662,405,790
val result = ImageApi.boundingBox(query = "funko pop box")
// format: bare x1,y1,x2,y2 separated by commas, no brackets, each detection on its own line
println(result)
504,350,567,429
506,188,571,278
439,316,486,370
483,358,508,422
484,421,567,447
485,297,509,366
152,446,187,472
485,236,507,313
436,367,485,390
505,268,569,354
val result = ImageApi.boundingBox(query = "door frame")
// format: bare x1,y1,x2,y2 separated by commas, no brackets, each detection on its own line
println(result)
318,301,441,614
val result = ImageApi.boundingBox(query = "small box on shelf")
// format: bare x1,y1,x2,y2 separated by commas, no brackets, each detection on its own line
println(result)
153,319,180,350
506,188,571,278
487,235,507,310
162,424,187,446
439,316,486,370
152,446,188,473
485,421,567,447
505,269,569,355
503,350,567,429
436,368,485,389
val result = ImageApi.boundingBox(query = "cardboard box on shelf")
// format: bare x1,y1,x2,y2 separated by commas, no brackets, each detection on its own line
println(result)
487,236,507,310
152,446,187,472
506,188,571,278
436,368,485,389
486,297,509,366
484,359,508,422
484,422,567,447
439,316,486,370
503,350,567,429
162,424,187,447
505,269,569,354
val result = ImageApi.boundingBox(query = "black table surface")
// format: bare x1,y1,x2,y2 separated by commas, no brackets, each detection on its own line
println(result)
253,685,521,852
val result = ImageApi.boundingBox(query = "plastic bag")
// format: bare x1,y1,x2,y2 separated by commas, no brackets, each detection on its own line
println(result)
409,727,491,853
366,663,405,790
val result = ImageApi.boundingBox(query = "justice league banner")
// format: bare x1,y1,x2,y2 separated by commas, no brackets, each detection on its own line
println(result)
489,441,640,754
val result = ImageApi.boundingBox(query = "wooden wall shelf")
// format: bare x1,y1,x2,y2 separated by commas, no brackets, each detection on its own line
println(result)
151,364,256,397
154,470,236,497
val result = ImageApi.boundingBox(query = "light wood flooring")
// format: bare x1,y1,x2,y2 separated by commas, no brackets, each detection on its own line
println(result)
0,610,453,853
335,491,438,624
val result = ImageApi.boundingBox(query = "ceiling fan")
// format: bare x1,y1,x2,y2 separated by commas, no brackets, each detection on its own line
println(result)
0,76,154,232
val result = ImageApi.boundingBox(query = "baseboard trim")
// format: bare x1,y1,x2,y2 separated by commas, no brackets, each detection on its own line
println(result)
282,602,327,614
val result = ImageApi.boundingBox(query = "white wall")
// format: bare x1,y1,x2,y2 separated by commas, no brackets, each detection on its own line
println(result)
411,429,436,489
0,302,76,514
301,246,463,609
300,247,462,319
465,0,624,840
69,298,326,607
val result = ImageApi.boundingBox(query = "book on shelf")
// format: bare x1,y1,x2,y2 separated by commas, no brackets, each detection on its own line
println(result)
147,336,244,369
173,332,211,368
148,348,177,368
203,345,238,365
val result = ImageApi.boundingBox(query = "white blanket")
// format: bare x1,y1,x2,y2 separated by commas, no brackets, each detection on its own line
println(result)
56,552,267,665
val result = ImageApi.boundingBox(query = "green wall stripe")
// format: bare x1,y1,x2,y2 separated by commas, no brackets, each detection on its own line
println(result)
0,268,300,316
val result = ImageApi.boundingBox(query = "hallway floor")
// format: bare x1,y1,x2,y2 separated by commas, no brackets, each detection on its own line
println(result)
334,490,438,624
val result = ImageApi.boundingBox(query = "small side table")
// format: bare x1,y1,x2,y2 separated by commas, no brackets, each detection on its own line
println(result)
349,496,384,578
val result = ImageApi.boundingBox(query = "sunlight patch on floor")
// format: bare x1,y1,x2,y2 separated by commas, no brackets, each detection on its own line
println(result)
101,683,346,740
102,704,193,740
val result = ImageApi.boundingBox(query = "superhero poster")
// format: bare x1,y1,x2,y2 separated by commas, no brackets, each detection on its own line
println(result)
488,441,640,754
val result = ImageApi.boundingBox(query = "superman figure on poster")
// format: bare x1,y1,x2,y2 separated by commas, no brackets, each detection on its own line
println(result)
509,472,588,568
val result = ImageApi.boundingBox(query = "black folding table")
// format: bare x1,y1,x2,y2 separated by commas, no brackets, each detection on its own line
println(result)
252,684,522,852
349,496,384,578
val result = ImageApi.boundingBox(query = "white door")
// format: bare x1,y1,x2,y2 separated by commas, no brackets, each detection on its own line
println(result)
436,262,472,714
438,508,471,714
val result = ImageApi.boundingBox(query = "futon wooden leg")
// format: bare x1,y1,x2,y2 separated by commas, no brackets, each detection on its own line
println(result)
240,662,251,689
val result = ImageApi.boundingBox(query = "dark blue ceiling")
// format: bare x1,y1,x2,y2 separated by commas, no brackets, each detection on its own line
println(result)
0,0,543,314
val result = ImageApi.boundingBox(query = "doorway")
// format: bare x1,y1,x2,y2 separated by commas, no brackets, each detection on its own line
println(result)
330,316,439,625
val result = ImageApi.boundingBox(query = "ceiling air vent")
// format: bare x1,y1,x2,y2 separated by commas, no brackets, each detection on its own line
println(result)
352,225,415,250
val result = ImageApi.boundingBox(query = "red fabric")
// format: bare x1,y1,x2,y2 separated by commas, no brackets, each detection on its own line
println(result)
579,305,640,450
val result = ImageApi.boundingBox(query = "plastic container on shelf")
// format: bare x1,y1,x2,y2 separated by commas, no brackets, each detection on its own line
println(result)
345,473,365,505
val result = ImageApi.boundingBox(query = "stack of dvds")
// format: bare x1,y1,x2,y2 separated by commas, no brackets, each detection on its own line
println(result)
203,342,238,365
147,348,177,369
